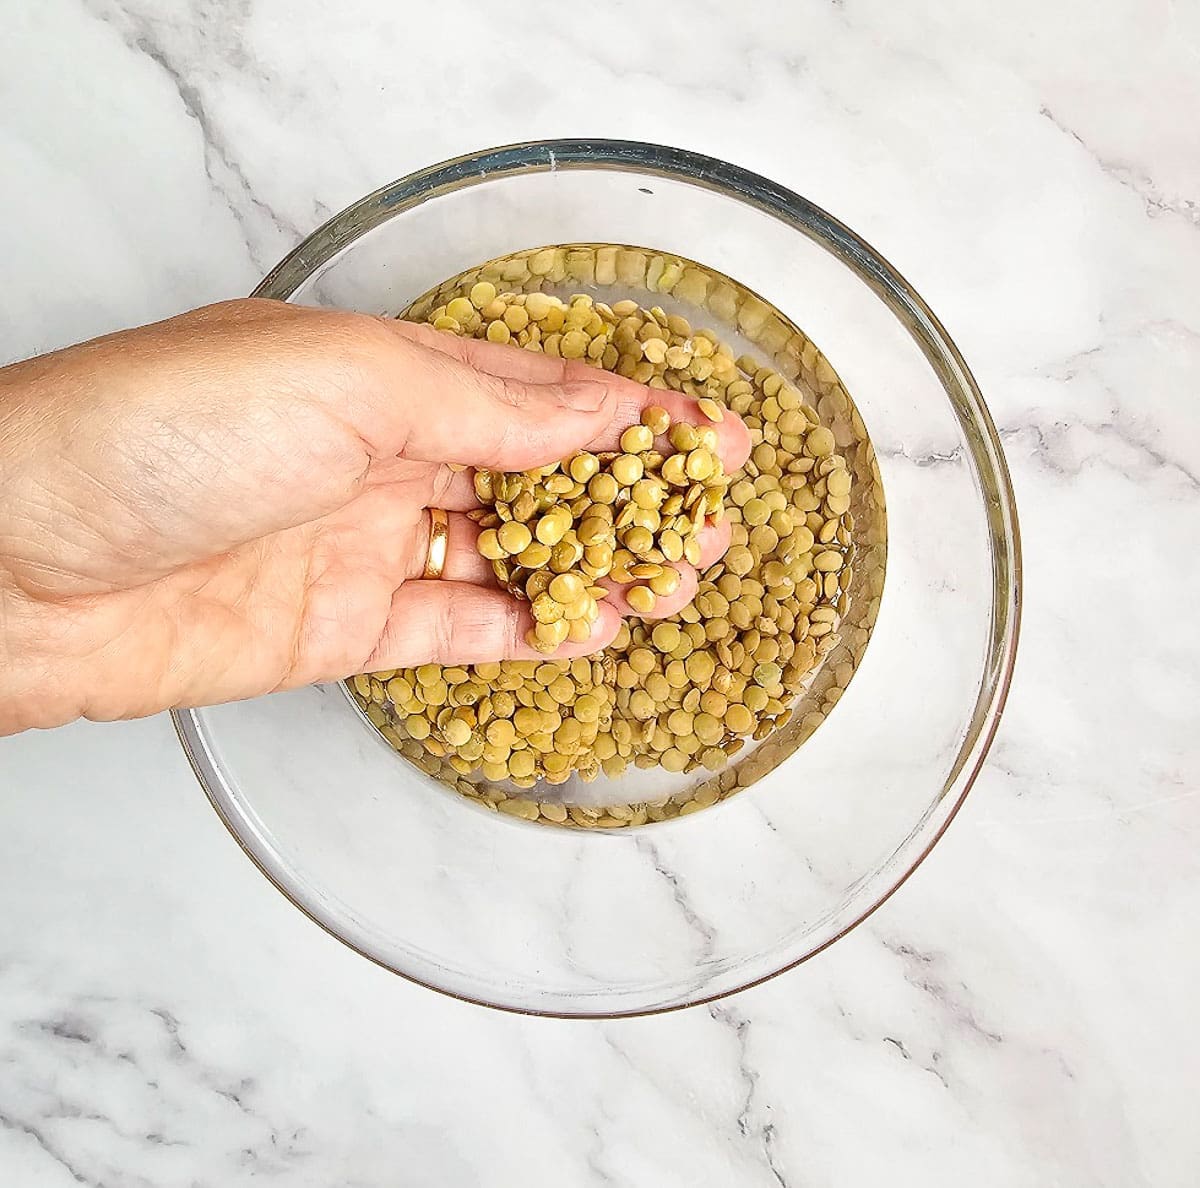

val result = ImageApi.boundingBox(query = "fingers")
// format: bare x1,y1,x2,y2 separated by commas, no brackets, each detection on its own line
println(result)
343,486,732,595
364,582,623,669
389,397,749,519
409,322,752,472
377,321,649,472
421,515,727,620
373,324,750,480
411,323,607,385
363,323,750,507
359,457,481,512
412,514,730,628
343,501,730,672
694,517,733,570
426,465,487,512
405,510,494,585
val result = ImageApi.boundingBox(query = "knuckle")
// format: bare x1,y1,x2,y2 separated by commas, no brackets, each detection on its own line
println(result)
429,465,458,506
490,375,532,411
429,596,458,662
499,599,523,657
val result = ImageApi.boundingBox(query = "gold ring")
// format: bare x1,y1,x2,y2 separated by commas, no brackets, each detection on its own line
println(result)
423,508,449,579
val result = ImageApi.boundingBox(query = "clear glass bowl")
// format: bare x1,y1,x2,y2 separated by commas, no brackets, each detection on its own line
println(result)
173,141,1021,1017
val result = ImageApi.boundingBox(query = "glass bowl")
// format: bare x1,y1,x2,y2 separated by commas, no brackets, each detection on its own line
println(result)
173,140,1021,1018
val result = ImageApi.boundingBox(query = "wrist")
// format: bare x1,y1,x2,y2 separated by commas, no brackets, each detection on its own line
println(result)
0,585,52,733
0,581,95,734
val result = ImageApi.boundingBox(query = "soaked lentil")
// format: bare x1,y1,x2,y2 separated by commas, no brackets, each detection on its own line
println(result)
349,243,886,828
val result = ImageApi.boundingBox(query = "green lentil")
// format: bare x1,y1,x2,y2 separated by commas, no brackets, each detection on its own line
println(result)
349,242,872,827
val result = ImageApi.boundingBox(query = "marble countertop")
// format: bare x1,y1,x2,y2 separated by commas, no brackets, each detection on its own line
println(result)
3,1,1198,1183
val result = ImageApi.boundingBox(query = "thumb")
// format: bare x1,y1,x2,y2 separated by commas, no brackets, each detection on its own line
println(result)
373,320,640,470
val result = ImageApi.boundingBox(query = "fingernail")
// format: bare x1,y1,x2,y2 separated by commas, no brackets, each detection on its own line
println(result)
557,380,612,413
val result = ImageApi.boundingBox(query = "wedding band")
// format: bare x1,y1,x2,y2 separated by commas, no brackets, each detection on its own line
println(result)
423,508,449,579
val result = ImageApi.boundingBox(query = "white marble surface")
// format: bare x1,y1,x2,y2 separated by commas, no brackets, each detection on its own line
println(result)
2,0,1198,1183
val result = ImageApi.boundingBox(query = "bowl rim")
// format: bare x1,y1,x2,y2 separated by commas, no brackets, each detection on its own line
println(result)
173,138,1022,1018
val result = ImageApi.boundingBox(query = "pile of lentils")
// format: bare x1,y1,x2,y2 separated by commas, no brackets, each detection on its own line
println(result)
349,251,857,825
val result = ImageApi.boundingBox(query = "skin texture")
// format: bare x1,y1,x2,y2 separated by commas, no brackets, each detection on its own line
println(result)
0,299,750,734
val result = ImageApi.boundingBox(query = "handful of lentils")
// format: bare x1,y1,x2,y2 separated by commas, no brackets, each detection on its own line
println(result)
474,408,727,654
350,273,855,821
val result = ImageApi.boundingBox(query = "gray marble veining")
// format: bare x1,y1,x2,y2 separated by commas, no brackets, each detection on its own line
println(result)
2,0,1198,1184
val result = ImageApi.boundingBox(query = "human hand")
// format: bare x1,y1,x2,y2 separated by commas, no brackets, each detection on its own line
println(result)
0,299,749,733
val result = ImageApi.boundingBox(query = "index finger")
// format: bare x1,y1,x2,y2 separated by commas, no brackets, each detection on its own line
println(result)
398,323,751,473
